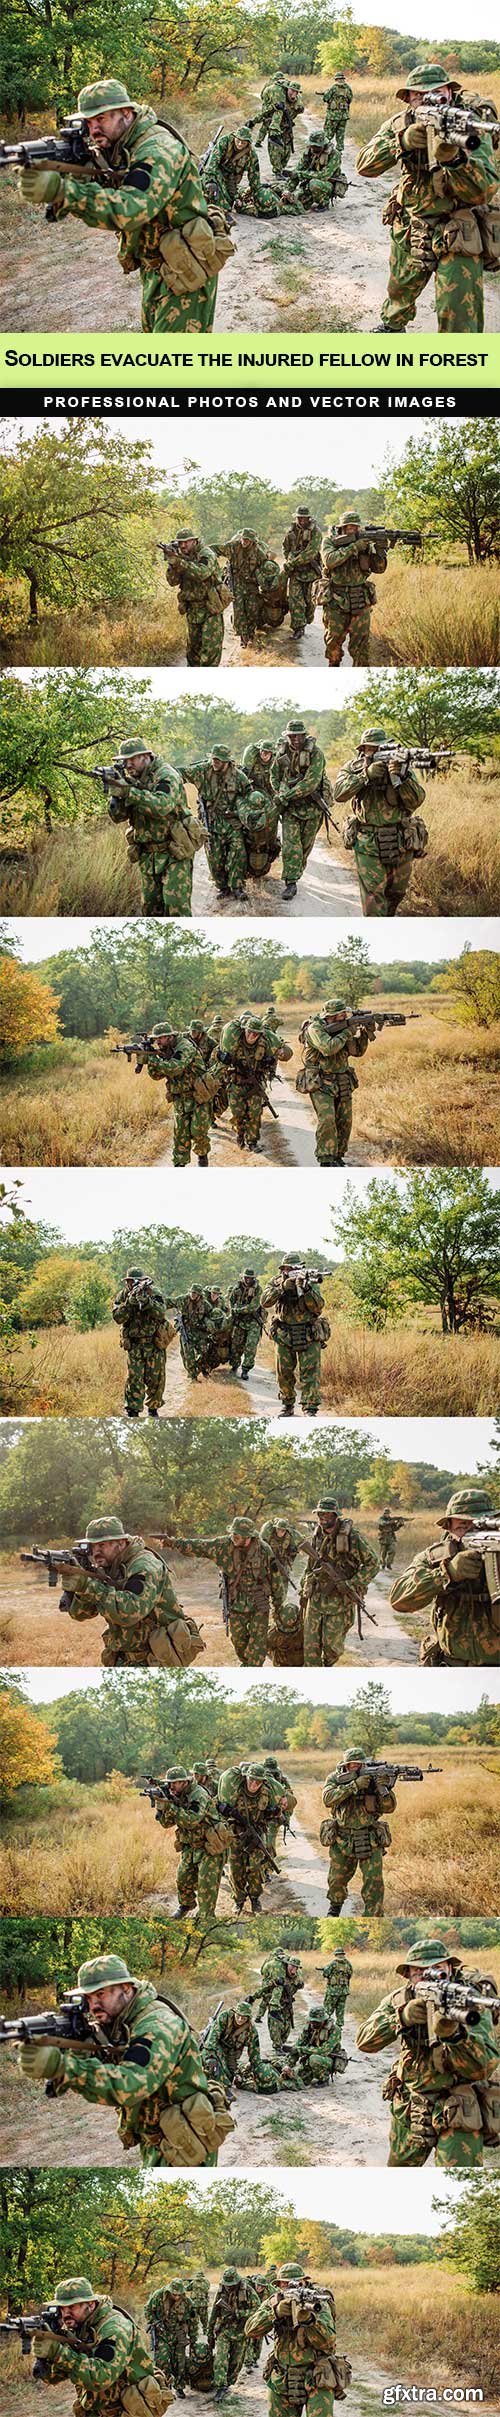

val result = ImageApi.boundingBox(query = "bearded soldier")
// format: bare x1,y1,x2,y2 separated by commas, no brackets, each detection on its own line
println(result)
105,739,202,914
261,1257,331,1416
201,1999,279,2094
378,1506,407,1568
140,1023,218,1167
181,742,249,896
202,125,263,216
112,1268,172,1419
320,73,353,164
252,77,305,174
16,77,222,333
207,2270,258,2400
322,513,391,667
321,1747,399,1915
244,2261,351,2417
52,1514,203,1668
250,1951,305,2048
218,1760,288,1911
357,61,500,334
158,1514,280,1664
260,1517,305,1663
334,726,428,914
320,1950,353,2050
297,997,373,1165
146,1766,232,1921
17,1952,232,2165
216,530,287,645
228,1269,264,1378
163,533,229,666
218,1011,292,1151
391,1486,500,1664
300,1496,378,1664
271,719,332,898
20,2279,171,2417
283,509,323,637
145,2284,197,2390
357,1938,500,2166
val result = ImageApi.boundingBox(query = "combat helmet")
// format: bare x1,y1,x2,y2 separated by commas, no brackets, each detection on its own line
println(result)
118,737,152,759
75,1516,132,1547
54,2279,97,2305
396,61,461,98
77,1954,137,1992
437,1486,494,1527
396,1938,462,1976
77,79,136,117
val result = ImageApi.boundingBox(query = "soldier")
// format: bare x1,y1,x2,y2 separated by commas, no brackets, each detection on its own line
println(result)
285,2007,348,2085
218,1010,292,1151
250,1950,305,2047
163,533,229,666
282,508,323,637
300,1495,378,1664
239,789,282,881
334,726,428,915
17,1951,232,2165
260,1517,305,1663
241,738,277,798
204,1286,234,1369
145,2284,197,2391
140,1023,218,1166
192,1759,220,1801
166,1286,222,1381
320,73,353,165
321,513,389,667
357,62,500,334
285,134,345,211
228,1269,264,1378
148,1765,232,1921
112,1267,171,1419
201,1999,279,2093
218,1759,288,1910
297,997,374,1166
260,1257,331,1417
320,1949,353,2050
54,1513,203,1669
378,1505,407,1568
391,1485,500,1665
357,1938,500,2166
207,2269,258,2400
202,124,263,216
244,2261,351,2417
321,1747,398,1915
253,77,304,174
23,2278,171,2416
182,742,249,896
261,1753,298,1854
105,739,202,914
216,530,287,646
159,1514,279,1665
16,77,222,333
271,718,332,898
189,2273,210,2333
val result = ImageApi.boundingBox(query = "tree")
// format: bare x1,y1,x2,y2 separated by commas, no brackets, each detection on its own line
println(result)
325,937,374,1008
0,1686,57,1804
348,1683,393,1758
16,1255,100,1329
437,2176,500,2292
318,10,363,74
344,669,500,757
436,947,500,1029
67,1271,113,1331
331,1171,500,1334
0,422,156,624
0,956,60,1064
380,421,500,565
0,669,164,839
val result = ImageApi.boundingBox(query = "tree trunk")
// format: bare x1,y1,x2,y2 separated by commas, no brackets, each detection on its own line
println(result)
41,788,53,832
28,573,38,622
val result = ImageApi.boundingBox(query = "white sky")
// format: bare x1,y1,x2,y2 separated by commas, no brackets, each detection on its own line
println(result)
1,417,445,491
5,1167,498,1248
23,1666,500,1713
349,0,497,35
14,916,496,967
13,667,500,715
2,1413,492,1474
163,2165,464,2234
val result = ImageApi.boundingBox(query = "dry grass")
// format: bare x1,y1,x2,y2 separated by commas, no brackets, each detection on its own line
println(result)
349,1936,500,2024
327,757,500,919
0,1043,172,1166
0,822,143,917
347,66,500,147
329,2261,499,2400
293,1748,500,1917
0,1781,176,1915
372,557,500,669
0,573,181,671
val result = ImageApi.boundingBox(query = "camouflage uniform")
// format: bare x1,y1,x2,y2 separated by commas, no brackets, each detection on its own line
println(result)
300,1496,378,1663
167,1287,222,1380
144,2285,197,2387
321,76,353,165
271,720,330,895
202,2000,279,2093
228,1271,264,1375
207,2270,258,2395
261,1259,331,1415
261,1753,297,1854
192,1762,220,1803
320,1951,353,2049
167,1516,277,1664
321,1751,397,1914
217,531,287,645
378,1508,406,1568
391,1485,500,1665
253,78,304,174
35,1954,227,2167
298,999,371,1165
112,1271,170,1417
38,79,219,333
152,1768,231,1920
165,536,228,666
284,2009,347,2085
60,1514,202,1669
142,1025,217,1166
260,1518,304,1664
241,741,276,801
321,514,387,667
357,61,499,333
284,136,345,211
245,2263,350,2417
358,1939,500,2166
251,1952,305,2048
334,727,427,915
182,745,249,894
107,743,199,915
282,512,322,637
30,2277,171,2416
218,1012,292,1149
188,2274,210,2332
239,744,281,874
218,1761,287,1910
202,126,263,216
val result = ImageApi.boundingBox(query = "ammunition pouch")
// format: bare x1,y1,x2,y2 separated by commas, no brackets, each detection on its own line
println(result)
376,823,408,868
332,2357,353,2400
376,1819,392,1850
122,2385,169,2417
319,1816,335,1847
158,212,234,294
434,2085,482,2141
475,204,500,269
150,1615,202,1668
342,813,358,850
155,2086,226,2165
476,2083,500,2146
409,813,429,857
204,1818,232,1855
168,810,205,862
434,208,483,261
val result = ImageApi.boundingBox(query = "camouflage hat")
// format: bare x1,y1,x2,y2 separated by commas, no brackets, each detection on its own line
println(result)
150,1021,173,1038
77,79,136,117
396,1939,462,1976
231,1516,254,1538
222,2268,240,2284
245,1760,266,1778
324,997,348,1015
263,1754,280,1770
307,2009,325,2026
335,71,347,80
278,2263,304,2280
437,1486,494,1526
166,1764,189,1782
317,1496,340,1514
285,718,308,736
77,1954,136,1992
396,62,461,98
359,726,387,747
54,2279,96,2305
119,737,152,759
211,743,232,761
175,528,197,542
235,124,252,143
235,2000,253,2020
296,509,312,519
77,1516,131,1546
240,529,258,544
308,133,327,149
342,1743,364,1763
338,511,361,527
126,1266,146,1281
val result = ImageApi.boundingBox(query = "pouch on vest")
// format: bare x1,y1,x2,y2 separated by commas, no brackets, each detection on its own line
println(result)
319,1816,335,1847
122,2384,169,2417
158,2089,217,2164
169,809,204,862
332,2357,353,2400
376,1819,392,1850
434,2085,482,2138
150,1615,202,1667
342,812,358,849
208,2080,236,2146
476,2083,500,2146
409,813,428,857
435,209,483,260
205,203,237,271
475,204,500,269
159,217,219,293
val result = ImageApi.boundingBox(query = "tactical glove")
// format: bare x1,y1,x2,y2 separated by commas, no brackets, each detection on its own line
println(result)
19,2040,64,2080
18,167,62,204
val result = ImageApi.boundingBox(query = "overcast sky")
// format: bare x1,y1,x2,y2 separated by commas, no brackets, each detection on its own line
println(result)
349,0,496,34
2,416,456,491
169,2165,463,2234
14,916,495,967
6,1167,498,1249
14,666,500,715
23,1666,500,1713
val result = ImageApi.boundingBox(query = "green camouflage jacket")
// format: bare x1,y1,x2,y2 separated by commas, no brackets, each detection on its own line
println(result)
323,83,352,122
356,113,498,226
155,1779,230,1855
203,130,262,205
202,2005,274,2085
217,535,283,594
218,1767,285,1826
144,2285,197,2347
334,752,425,825
219,1019,291,1087
283,517,322,570
62,1539,182,1655
323,1766,396,1851
144,1035,216,1104
50,1981,214,2155
241,744,276,796
322,1955,353,2005
169,1527,275,1602
228,1274,263,1320
245,2284,336,2367
322,532,386,595
302,1517,377,1605
271,736,326,805
35,2297,156,2404
183,757,252,822
357,1985,500,2102
51,105,213,272
391,1534,500,1664
261,1273,328,1337
108,757,188,854
208,2278,257,2343
166,543,227,608
301,1016,369,1091
112,1285,168,1344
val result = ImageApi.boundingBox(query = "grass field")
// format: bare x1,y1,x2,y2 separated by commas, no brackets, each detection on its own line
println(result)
296,1744,500,1918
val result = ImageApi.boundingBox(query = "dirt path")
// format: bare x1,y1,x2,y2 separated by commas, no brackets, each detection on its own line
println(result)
192,831,359,920
164,1336,277,1418
156,1080,379,1172
344,1574,419,1665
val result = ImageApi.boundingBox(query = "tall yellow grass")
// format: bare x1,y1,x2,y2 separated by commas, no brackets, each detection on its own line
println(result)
295,1752,500,1916
0,1046,172,1166
327,760,500,919
373,559,500,669
2,1313,498,1418
330,2263,499,2398
0,1786,175,1915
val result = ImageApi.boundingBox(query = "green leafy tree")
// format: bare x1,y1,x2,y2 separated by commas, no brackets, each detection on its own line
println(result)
344,669,500,757
436,946,500,1029
436,2176,500,2292
380,420,500,565
325,936,374,1008
347,1682,393,1758
67,1271,113,1332
0,423,156,625
331,1170,500,1335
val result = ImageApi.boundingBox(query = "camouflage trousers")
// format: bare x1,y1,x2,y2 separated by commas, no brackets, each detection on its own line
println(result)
379,1535,397,1568
353,831,413,917
153,2329,189,2385
287,569,317,635
281,801,324,884
172,1096,211,1166
212,2331,246,2391
268,129,294,173
229,1313,262,1373
275,1329,322,1413
268,2004,294,2047
325,118,347,164
232,581,261,643
324,1990,349,2046
323,597,371,666
124,1340,166,1415
177,1843,226,1917
228,1079,266,1147
138,851,193,916
327,1839,384,1914
381,230,484,334
141,266,218,333
207,821,247,894
308,1082,352,1165
303,1593,352,1664
184,603,225,667
229,1837,270,1909
269,2369,334,2417
229,1589,270,1665
388,2092,484,2168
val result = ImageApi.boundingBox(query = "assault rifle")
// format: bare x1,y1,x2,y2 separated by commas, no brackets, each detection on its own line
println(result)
406,1977,500,2021
220,1572,230,1636
355,1594,378,1640
165,1302,194,1359
407,102,493,146
335,524,422,550
346,1007,419,1032
199,1996,225,2049
110,1032,154,1064
0,2309,65,2355
72,761,126,790
139,1775,171,1805
224,1803,281,1879
0,119,118,183
20,1544,92,1588
199,123,225,174
356,742,453,770
0,1991,93,2049
353,1760,442,1782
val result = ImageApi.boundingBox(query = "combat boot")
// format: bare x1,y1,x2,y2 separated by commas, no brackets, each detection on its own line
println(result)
283,880,297,898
